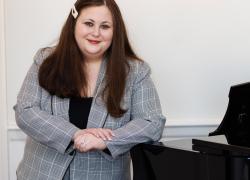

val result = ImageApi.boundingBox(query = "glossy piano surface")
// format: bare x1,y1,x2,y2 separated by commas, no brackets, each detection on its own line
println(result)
193,135,250,156
131,135,250,180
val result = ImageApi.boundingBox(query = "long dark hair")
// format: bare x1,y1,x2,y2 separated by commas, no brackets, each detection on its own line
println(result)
39,0,141,118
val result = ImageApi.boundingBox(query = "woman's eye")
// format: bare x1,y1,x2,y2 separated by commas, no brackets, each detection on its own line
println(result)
101,25,110,30
84,22,94,27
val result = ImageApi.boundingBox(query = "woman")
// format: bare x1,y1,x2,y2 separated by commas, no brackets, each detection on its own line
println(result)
14,0,166,179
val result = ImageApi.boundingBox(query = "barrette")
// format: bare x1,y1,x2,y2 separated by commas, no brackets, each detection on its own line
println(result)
71,2,78,19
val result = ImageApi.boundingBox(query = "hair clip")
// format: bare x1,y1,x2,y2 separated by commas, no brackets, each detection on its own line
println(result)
71,4,78,19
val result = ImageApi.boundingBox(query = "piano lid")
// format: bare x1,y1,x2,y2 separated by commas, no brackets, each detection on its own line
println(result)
209,82,250,148
193,135,250,156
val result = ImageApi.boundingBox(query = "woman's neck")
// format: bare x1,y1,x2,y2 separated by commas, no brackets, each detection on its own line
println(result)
84,53,103,64
81,58,102,97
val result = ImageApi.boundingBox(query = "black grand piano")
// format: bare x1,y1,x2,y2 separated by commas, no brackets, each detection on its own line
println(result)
131,82,250,180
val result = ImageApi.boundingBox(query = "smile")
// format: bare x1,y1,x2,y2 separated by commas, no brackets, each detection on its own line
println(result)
87,39,101,44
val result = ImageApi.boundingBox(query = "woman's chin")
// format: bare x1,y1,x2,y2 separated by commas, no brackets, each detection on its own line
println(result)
84,50,104,59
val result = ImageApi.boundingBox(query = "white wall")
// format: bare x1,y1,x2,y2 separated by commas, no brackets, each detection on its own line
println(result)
0,0,8,178
2,0,250,179
117,0,250,124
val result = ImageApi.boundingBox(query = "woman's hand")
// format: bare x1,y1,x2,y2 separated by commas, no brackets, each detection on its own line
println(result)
73,128,114,142
72,128,114,152
84,128,115,140
74,133,107,152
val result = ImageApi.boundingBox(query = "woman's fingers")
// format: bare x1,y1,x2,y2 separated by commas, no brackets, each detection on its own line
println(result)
97,129,112,140
85,128,114,140
75,134,98,152
73,133,109,153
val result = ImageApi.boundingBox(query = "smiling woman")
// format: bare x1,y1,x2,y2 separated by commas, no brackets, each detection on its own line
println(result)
14,0,166,180
74,6,113,61
6,0,250,179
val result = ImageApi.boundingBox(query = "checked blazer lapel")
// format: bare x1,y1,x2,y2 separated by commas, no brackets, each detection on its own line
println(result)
87,57,109,128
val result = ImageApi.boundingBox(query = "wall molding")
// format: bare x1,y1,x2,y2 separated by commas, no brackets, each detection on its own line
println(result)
0,0,8,179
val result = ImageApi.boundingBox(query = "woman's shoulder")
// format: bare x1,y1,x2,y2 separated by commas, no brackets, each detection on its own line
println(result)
33,46,56,66
127,59,151,76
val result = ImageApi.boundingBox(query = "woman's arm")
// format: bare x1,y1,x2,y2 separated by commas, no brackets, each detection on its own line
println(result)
104,62,166,159
14,49,79,154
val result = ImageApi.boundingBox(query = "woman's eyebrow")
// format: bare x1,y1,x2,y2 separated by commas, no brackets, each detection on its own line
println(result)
83,18,112,25
83,18,95,22
101,21,112,24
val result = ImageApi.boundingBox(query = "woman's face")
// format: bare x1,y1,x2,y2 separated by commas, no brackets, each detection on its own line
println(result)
74,5,113,60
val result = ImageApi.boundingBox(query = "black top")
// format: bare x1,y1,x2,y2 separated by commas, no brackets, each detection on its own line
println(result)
68,96,111,155
69,97,93,129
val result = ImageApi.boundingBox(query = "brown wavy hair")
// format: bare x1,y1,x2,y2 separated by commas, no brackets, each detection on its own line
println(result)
38,0,141,118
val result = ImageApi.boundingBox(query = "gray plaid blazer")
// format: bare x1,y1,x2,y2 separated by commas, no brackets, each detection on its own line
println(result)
14,48,166,180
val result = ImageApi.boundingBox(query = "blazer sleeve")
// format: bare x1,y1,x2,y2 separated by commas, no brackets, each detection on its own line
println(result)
14,48,79,154
104,61,166,159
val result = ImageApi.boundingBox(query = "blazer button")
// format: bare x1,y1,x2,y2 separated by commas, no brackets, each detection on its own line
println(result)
69,151,75,156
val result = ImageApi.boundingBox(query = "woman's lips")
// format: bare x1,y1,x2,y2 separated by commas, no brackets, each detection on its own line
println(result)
87,39,101,44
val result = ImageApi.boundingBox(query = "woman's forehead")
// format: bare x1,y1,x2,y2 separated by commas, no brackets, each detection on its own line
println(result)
79,5,113,23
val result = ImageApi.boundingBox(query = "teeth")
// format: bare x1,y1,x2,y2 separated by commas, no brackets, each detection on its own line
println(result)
89,40,99,43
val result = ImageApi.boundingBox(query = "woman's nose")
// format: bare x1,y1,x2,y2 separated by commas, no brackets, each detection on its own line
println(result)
92,26,100,37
